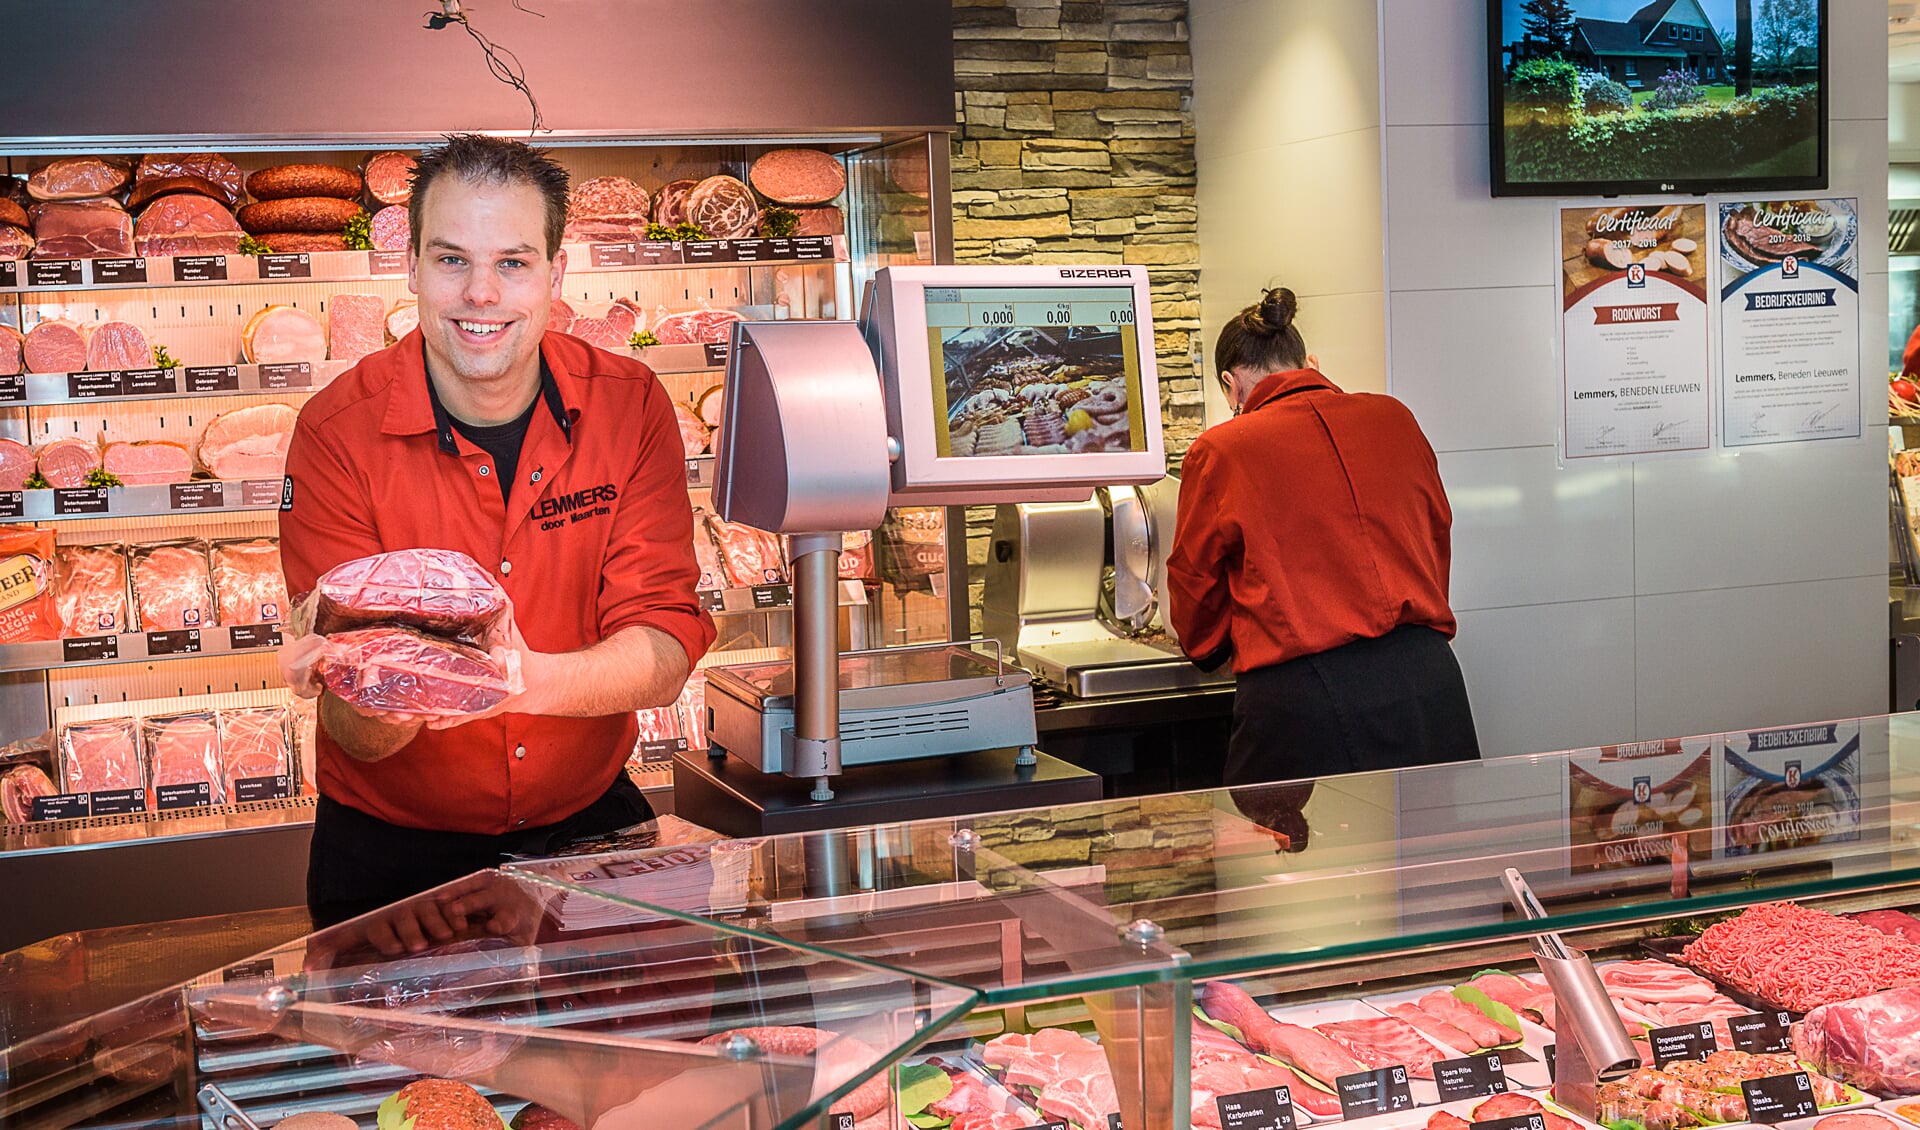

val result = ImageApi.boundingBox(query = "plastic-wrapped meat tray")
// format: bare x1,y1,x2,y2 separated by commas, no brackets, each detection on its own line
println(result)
316,627,513,717
308,548,507,642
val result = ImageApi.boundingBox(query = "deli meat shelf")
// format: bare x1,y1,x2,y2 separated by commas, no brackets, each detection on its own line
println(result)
0,620,282,674
7,477,285,522
2,360,344,408
0,236,847,296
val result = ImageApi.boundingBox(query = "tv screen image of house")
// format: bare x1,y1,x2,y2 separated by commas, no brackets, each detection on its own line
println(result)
1489,0,1826,196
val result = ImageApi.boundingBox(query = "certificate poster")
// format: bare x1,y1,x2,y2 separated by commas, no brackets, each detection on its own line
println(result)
1720,720,1861,857
1717,198,1861,447
1560,203,1711,459
1566,737,1713,873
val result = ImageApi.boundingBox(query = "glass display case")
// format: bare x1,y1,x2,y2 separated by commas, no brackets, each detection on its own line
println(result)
8,713,1918,1130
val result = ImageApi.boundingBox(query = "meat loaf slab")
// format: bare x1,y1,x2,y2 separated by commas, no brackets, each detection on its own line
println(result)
310,548,508,641
246,164,363,201
238,197,362,235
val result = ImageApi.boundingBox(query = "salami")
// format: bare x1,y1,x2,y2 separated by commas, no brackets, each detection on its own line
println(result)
36,437,100,488
86,321,153,372
362,151,418,205
368,205,410,252
23,320,89,373
686,175,759,240
134,153,244,208
238,196,362,235
748,149,846,205
653,179,697,226
245,164,363,201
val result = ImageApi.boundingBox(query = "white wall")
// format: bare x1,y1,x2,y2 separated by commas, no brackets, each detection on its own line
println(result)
1190,0,1386,405
1193,0,1891,757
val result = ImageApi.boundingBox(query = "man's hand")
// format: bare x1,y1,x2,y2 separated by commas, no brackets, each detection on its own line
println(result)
426,617,688,730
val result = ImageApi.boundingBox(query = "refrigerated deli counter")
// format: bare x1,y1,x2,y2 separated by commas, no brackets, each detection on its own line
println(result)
8,713,1920,1130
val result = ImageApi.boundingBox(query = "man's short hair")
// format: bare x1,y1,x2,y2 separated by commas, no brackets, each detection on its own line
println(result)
408,133,570,258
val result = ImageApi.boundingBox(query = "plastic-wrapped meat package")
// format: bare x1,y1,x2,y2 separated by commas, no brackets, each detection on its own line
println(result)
60,718,142,794
210,538,289,625
676,671,708,751
316,627,517,718
691,509,725,592
143,711,224,806
706,515,787,588
1796,987,1920,1095
635,706,679,744
130,539,215,631
219,706,294,799
0,525,62,643
304,548,507,643
54,542,129,636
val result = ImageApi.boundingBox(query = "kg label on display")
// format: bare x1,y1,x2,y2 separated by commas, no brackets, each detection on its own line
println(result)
1717,198,1860,447
1559,203,1711,459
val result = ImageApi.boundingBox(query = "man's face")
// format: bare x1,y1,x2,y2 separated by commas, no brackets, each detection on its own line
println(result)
408,176,567,388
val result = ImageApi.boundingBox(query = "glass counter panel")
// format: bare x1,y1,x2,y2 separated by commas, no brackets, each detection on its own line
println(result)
4,868,976,1130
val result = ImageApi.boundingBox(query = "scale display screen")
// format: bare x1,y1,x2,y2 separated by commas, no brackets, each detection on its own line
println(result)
923,285,1145,459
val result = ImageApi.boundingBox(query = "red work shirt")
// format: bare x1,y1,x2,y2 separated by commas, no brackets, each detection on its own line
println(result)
279,330,715,834
1166,369,1455,674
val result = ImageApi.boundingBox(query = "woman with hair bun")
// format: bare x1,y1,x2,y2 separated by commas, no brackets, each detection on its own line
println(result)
1167,287,1479,786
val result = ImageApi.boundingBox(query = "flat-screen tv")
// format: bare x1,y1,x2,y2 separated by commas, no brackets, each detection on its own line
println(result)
1488,0,1827,197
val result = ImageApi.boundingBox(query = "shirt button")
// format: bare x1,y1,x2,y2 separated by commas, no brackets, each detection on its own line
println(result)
500,559,512,575
478,465,491,477
531,470,542,483
514,744,526,760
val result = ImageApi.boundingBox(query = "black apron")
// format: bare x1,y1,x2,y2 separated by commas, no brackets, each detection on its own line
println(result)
1225,624,1480,787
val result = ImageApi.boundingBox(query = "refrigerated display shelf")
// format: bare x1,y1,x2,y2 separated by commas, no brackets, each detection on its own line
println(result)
0,621,281,674
4,478,284,522
0,361,339,408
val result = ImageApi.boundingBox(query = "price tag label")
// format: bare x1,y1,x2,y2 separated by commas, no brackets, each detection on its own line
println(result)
750,583,792,609
156,781,212,810
683,239,737,263
146,628,202,656
172,254,228,282
0,490,24,519
222,957,276,983
228,624,283,650
27,259,83,288
1544,1044,1555,1081
92,257,148,284
234,774,294,802
170,482,226,510
830,1115,854,1130
124,368,176,395
1741,1072,1819,1124
258,362,313,389
0,373,25,403
1215,1086,1295,1130
1728,1012,1795,1055
791,235,833,260
1336,1067,1415,1119
636,240,681,264
53,487,110,515
1434,1052,1510,1102
1471,1115,1546,1130
257,253,311,279
67,371,126,398
185,365,240,393
763,237,795,259
0,261,17,288
636,738,685,764
62,634,119,663
31,793,89,821
89,787,146,815
698,589,725,612
367,249,407,274
1109,1117,1124,1130
731,238,771,262
685,458,704,486
1015,1122,1067,1130
589,242,639,268
1649,1021,1717,1068
241,479,285,506
704,341,730,367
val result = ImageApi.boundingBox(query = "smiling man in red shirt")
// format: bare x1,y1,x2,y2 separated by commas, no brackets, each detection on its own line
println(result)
1168,287,1478,788
279,135,714,927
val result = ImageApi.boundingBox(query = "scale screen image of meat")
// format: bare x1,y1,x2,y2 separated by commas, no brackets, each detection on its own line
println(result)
926,285,1143,458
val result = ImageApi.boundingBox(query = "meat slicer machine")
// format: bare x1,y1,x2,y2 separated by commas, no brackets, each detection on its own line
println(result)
982,478,1232,698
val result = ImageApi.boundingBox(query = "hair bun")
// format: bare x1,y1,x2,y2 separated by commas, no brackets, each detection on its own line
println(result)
1256,287,1297,333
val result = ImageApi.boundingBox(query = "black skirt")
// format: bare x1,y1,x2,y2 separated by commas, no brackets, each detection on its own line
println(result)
1225,624,1481,787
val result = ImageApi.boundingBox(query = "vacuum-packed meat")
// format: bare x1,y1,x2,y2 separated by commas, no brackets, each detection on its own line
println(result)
24,320,90,373
307,547,508,641
102,440,193,486
0,763,56,821
749,149,847,204
36,437,101,488
85,321,153,371
676,671,708,749
317,626,513,717
685,175,759,240
134,153,244,208
363,151,418,205
327,293,387,365
143,711,224,805
0,437,32,490
651,308,743,345
60,718,141,794
246,164,362,201
197,403,298,482
0,525,60,642
707,516,787,587
133,194,243,258
220,706,294,795
368,205,409,252
27,157,131,202
210,538,289,625
30,199,133,259
1797,987,1920,1095
241,305,327,365
130,539,214,631
54,542,129,636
